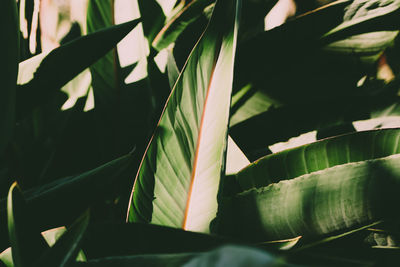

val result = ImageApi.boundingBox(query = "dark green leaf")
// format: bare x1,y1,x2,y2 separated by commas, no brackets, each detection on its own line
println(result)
16,18,140,119
0,0,19,154
230,80,399,154
7,182,49,267
82,222,235,258
34,210,90,267
127,0,240,232
152,0,214,51
72,246,290,267
0,153,134,252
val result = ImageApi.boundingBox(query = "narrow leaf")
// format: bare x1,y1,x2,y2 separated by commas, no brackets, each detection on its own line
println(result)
0,0,19,154
82,222,234,258
16,19,140,119
7,182,49,267
152,0,214,51
127,0,240,232
0,153,134,252
34,210,90,267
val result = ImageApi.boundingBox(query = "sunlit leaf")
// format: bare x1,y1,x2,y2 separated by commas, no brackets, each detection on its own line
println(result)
235,128,400,191
216,154,400,242
127,0,240,232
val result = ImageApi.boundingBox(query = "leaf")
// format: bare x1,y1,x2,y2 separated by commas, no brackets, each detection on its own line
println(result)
86,0,118,108
0,0,19,155
225,137,250,176
230,80,400,155
215,154,400,242
127,0,240,232
234,0,399,104
34,210,90,267
235,128,400,191
16,18,140,119
152,0,214,51
0,153,134,252
167,51,180,89
7,182,49,267
70,245,291,267
82,222,235,258
137,0,166,45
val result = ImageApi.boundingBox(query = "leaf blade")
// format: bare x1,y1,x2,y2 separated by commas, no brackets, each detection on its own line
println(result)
127,0,240,232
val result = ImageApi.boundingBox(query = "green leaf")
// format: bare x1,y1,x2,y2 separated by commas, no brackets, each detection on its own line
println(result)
230,80,400,155
235,128,400,191
82,222,234,258
34,210,90,267
152,0,214,51
7,182,49,267
215,154,400,242
16,18,140,119
127,0,240,232
137,0,166,45
235,0,399,104
0,248,13,267
166,51,180,89
86,0,118,108
70,246,290,267
0,153,134,252
0,0,19,155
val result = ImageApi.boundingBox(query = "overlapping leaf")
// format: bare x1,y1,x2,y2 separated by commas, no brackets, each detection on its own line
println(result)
235,128,400,190
216,154,400,242
127,0,240,233
0,153,134,251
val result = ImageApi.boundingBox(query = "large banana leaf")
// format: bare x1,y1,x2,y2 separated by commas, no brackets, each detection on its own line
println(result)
0,0,19,155
127,0,240,232
235,128,400,191
215,154,400,242
0,153,134,251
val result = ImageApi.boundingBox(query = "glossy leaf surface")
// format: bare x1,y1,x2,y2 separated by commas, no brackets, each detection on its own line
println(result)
127,0,240,232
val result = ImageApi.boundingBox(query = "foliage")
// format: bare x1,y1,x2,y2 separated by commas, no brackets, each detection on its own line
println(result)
1,0,400,266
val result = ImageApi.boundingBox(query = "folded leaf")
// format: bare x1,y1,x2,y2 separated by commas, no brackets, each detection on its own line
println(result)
127,0,240,232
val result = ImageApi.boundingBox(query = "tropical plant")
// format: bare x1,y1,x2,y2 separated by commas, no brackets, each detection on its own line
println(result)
1,0,400,266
